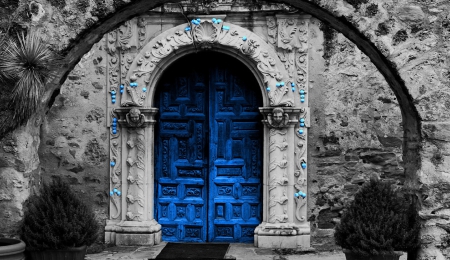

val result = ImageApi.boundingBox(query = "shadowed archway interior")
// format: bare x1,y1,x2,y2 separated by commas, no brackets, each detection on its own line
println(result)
154,52,264,243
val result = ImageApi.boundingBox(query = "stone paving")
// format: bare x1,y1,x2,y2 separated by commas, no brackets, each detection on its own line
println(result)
85,243,407,260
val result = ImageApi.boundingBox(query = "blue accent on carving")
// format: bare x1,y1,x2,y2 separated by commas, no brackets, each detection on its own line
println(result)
291,82,295,87
298,129,304,134
112,122,117,127
212,18,217,23
301,162,307,169
242,36,247,41
292,87,295,92
301,94,305,99
112,130,117,134
112,99,116,104
120,85,124,89
117,191,121,196
185,27,191,31
114,188,118,193
294,193,299,197
111,90,116,94
110,191,113,196
143,88,147,92
197,18,201,22
276,83,281,87
300,89,305,94
300,123,305,127
281,82,285,86
120,89,124,94
111,95,116,99
110,161,116,167
113,118,117,122
300,118,305,123
217,19,222,23
223,26,230,30
266,87,270,91
301,98,305,103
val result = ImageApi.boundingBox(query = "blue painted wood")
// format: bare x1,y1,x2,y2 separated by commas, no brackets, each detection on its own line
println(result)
155,53,262,243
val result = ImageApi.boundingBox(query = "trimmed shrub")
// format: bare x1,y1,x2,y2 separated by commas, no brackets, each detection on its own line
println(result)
335,179,420,255
21,178,99,251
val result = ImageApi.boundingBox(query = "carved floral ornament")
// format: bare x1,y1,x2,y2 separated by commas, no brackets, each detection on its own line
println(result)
124,18,295,107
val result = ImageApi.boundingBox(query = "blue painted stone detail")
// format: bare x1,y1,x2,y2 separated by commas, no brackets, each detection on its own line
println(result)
155,55,262,243
212,18,217,23
242,36,247,41
300,89,305,94
112,130,117,134
143,88,147,92
120,85,124,89
111,95,116,99
300,118,305,123
292,87,295,92
114,188,118,193
110,191,114,196
276,83,281,87
223,26,230,30
266,87,270,91
291,82,295,87
117,191,121,196
301,95,305,99
120,90,124,94
300,123,305,127
301,99,305,103
112,99,116,104
110,161,116,167
281,82,285,86
217,19,222,23
298,129,304,134
301,162,307,169
113,118,117,122
185,27,191,31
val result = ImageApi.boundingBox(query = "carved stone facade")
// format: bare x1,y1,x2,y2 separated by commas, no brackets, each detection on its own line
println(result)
101,2,311,247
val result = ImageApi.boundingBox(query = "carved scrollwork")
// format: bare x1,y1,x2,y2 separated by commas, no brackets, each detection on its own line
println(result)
125,108,145,127
109,110,121,219
127,20,294,107
278,18,298,51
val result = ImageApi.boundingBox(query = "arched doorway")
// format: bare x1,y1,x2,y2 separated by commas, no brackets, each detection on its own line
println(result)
154,52,263,242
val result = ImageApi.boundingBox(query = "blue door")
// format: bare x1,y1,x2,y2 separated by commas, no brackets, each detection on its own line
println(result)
155,52,262,242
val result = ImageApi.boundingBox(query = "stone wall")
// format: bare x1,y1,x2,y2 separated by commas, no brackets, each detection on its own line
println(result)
35,9,404,250
0,0,449,258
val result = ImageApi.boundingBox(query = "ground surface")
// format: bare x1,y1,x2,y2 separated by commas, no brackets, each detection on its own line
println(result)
85,243,408,260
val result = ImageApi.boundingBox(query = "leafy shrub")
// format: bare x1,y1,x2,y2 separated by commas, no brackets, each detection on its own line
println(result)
335,179,420,255
21,178,99,251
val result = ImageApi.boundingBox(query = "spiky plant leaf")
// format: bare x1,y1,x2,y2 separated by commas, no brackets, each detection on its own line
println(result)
0,31,60,126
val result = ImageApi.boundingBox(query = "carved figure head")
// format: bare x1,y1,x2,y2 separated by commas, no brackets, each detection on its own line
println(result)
129,108,141,123
272,107,284,125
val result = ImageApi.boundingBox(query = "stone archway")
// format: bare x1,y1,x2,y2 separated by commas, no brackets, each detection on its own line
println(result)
104,17,311,248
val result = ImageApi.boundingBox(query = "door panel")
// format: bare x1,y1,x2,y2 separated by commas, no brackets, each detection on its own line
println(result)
155,53,262,243
208,65,262,242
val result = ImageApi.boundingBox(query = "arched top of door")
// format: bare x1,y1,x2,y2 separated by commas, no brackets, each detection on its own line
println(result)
123,19,296,108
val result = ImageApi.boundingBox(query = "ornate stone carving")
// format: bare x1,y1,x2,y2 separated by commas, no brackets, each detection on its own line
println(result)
277,18,298,51
268,128,288,223
118,20,137,50
294,109,307,222
266,107,290,128
267,17,277,46
128,19,294,107
125,128,145,221
109,110,121,220
126,108,145,127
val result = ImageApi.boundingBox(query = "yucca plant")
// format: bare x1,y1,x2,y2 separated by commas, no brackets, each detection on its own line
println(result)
0,31,60,134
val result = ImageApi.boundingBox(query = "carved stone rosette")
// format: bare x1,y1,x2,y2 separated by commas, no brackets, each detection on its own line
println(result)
105,107,161,246
256,107,310,248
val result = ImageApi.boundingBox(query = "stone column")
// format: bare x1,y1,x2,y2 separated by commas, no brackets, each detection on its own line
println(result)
255,107,310,248
105,107,161,246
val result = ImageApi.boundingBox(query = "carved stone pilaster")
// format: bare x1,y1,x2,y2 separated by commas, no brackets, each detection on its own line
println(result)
255,107,310,248
105,107,161,246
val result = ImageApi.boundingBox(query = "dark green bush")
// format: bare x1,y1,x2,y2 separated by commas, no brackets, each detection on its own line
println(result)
21,178,99,251
335,179,420,255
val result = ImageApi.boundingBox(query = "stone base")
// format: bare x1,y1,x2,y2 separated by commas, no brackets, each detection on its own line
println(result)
255,234,310,248
105,220,162,246
254,222,310,248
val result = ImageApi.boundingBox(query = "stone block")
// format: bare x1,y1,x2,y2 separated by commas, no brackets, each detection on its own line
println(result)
256,235,310,248
115,233,155,246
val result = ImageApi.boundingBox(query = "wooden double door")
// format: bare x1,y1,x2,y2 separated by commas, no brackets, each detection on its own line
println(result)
154,52,263,242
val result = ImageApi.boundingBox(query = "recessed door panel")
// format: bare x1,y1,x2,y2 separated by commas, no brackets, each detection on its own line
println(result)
155,52,262,242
